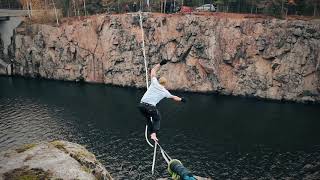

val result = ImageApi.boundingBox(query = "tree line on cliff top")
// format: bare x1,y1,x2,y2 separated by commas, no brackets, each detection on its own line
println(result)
213,0,319,17
0,0,319,18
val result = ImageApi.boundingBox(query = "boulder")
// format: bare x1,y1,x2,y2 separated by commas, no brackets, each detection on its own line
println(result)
0,140,112,180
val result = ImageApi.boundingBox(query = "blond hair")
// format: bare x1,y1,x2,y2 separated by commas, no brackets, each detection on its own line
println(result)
159,77,167,86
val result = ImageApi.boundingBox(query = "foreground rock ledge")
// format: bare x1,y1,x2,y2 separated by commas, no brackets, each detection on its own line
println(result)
0,140,113,180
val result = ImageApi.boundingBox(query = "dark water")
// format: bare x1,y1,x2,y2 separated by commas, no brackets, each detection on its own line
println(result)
1,76,320,179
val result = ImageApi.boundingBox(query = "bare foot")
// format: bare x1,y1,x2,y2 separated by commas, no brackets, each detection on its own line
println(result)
150,133,158,141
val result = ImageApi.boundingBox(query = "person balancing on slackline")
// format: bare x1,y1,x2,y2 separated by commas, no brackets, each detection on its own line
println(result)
139,60,186,142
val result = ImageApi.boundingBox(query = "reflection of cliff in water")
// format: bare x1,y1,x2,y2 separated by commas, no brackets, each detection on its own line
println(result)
0,76,320,179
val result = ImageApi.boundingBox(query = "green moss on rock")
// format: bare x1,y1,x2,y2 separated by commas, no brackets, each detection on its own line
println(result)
3,166,52,180
75,150,96,161
50,140,68,153
15,144,36,153
81,165,92,174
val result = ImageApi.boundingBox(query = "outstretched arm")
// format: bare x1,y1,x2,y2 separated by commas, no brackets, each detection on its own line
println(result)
172,96,183,101
150,60,168,78
172,95,186,103
165,90,186,103
172,95,182,102
150,64,161,78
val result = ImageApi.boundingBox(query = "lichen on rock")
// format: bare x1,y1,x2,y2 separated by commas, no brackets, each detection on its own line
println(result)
3,166,52,180
15,143,37,153
0,140,112,180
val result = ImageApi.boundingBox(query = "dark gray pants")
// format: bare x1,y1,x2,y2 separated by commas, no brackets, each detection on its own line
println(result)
138,102,161,134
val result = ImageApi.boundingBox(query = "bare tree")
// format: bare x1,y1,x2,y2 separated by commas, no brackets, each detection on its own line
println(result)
26,0,32,18
163,0,167,13
72,0,76,16
29,0,33,18
117,0,120,13
52,0,59,25
247,0,259,14
307,0,320,16
83,0,87,16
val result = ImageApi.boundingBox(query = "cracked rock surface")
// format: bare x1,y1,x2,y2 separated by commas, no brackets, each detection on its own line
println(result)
0,140,112,180
6,13,320,102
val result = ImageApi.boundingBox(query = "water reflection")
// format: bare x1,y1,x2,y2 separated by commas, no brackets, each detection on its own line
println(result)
1,76,320,179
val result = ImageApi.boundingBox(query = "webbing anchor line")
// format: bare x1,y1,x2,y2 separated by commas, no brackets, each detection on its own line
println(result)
138,10,154,148
138,11,178,177
138,11,158,175
138,11,196,180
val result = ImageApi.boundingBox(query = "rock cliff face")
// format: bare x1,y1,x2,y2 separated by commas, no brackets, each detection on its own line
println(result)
0,140,112,180
0,33,3,60
7,13,320,102
0,33,8,75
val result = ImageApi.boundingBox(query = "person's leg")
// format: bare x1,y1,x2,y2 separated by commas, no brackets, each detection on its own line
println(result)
149,107,161,133
138,104,153,133
148,107,160,141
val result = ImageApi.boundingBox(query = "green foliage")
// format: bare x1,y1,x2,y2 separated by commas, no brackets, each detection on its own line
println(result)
15,144,36,153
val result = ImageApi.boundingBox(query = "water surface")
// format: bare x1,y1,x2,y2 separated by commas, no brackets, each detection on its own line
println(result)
1,76,320,179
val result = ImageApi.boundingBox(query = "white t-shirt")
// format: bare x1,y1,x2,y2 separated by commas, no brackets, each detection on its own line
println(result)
140,77,174,106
